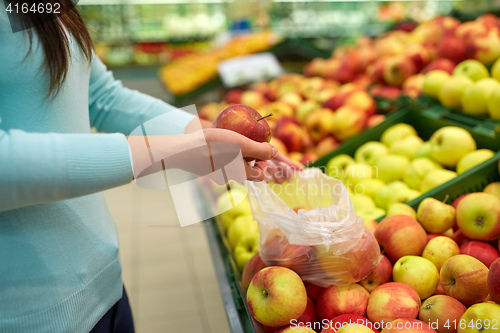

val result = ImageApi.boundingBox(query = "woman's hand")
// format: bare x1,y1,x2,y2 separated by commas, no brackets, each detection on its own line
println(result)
266,153,304,184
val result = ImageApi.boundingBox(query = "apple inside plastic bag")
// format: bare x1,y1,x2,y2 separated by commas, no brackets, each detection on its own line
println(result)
246,168,380,287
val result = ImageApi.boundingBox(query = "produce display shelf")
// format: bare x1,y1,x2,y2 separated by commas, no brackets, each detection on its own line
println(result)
168,38,331,107
311,107,500,221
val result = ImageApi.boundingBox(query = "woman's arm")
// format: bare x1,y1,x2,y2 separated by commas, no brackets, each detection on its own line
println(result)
0,129,133,213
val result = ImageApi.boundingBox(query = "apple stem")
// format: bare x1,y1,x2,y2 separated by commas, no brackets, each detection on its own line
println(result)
262,290,268,297
443,194,449,204
257,113,273,122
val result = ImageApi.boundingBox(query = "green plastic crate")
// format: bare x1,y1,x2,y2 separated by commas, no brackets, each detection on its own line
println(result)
310,108,500,220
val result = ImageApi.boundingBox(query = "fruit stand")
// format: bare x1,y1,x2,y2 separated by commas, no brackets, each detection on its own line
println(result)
198,12,500,333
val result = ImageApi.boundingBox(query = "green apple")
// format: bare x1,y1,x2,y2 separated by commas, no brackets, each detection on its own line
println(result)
403,157,442,191
351,194,376,212
357,207,386,222
216,189,252,230
234,232,260,270
453,59,489,82
457,149,495,174
422,236,460,271
387,188,422,207
424,70,451,98
375,154,410,183
228,215,258,249
390,136,424,160
356,178,386,199
414,141,433,159
458,303,500,333
393,255,440,299
326,154,354,182
487,85,500,120
375,181,409,210
345,162,373,186
429,126,477,167
417,197,456,233
380,123,418,147
456,192,500,241
461,78,499,115
354,141,390,166
387,203,417,219
421,169,457,193
491,56,500,81
438,76,474,109
247,266,307,327
483,182,500,200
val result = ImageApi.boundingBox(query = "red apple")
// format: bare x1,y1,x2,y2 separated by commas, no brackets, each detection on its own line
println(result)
332,105,367,141
381,318,436,333
422,59,455,74
487,258,500,303
452,229,470,246
460,241,499,268
345,91,377,117
322,314,379,333
432,283,446,296
304,108,336,143
274,117,306,153
464,28,500,65
242,253,267,290
405,44,432,72
439,255,489,306
304,282,324,302
326,64,357,84
426,234,441,243
213,104,272,143
419,295,467,333
375,215,427,263
316,284,370,321
367,58,388,85
383,56,417,87
436,37,466,64
322,93,348,112
315,137,339,157
367,115,386,129
247,266,308,327
456,192,500,241
367,282,421,324
261,232,315,276
369,85,402,100
225,89,243,104
451,193,473,210
360,254,393,293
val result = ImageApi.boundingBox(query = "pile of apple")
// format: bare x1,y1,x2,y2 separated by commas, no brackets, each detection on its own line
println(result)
304,14,500,104
423,57,500,120
242,180,500,333
325,122,496,223
199,72,385,166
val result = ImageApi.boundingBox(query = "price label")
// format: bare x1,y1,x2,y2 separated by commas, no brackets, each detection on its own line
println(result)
218,53,283,88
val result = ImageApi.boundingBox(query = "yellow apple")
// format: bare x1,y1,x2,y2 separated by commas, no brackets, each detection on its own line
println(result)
355,141,390,166
422,236,460,271
417,197,456,234
375,155,410,183
216,189,252,230
438,76,474,109
387,188,422,207
403,157,442,191
387,203,417,219
381,123,418,147
234,232,260,270
393,255,440,299
458,303,500,333
390,136,424,160
345,163,373,186
326,154,354,182
490,56,500,82
227,215,258,249
429,126,477,167
453,59,489,82
351,194,376,211
356,178,386,199
358,207,386,223
375,181,409,210
421,169,458,193
414,141,433,159
462,78,499,116
483,182,500,200
423,70,451,99
487,85,500,120
457,149,495,174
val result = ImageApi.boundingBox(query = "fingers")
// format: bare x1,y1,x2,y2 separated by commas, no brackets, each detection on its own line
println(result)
274,152,304,170
245,160,268,182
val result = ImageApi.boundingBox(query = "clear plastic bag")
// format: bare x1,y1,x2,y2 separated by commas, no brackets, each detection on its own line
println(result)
246,168,380,287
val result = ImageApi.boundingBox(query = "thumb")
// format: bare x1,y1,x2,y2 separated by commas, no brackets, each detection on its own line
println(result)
241,140,279,161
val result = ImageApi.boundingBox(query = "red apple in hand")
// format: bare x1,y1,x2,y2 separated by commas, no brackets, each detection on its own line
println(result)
213,104,272,143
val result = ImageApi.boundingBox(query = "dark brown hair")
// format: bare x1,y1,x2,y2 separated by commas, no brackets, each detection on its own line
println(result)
20,0,93,96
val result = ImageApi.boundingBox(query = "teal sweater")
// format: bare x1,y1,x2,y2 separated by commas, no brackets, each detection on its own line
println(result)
0,12,195,333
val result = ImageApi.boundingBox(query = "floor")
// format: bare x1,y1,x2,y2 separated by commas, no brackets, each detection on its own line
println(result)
104,182,231,333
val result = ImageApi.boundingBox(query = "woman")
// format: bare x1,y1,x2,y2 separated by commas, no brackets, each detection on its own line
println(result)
0,3,300,332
